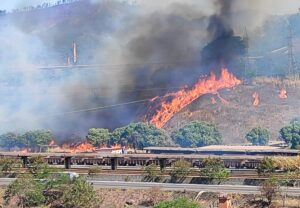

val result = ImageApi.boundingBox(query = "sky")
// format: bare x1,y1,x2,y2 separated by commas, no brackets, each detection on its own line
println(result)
1,0,300,14
1,0,58,11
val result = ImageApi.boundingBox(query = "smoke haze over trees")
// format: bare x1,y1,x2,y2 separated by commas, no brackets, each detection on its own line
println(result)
0,0,300,138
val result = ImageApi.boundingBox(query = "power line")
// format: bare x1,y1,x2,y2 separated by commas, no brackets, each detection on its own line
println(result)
4,59,199,71
50,97,161,117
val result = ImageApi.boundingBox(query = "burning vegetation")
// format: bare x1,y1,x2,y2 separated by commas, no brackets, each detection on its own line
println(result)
146,67,241,128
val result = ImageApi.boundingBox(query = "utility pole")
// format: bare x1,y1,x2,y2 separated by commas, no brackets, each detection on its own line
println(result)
287,26,298,75
243,27,252,77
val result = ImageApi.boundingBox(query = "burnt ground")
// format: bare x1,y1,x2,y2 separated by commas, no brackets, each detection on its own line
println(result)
165,81,300,144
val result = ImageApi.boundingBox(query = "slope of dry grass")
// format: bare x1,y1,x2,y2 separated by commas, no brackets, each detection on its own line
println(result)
165,78,300,144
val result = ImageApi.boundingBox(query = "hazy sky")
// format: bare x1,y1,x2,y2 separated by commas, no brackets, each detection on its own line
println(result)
1,0,300,14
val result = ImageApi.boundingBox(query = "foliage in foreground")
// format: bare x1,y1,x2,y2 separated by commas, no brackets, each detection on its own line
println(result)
154,197,202,208
3,158,101,208
257,157,276,175
200,157,229,184
169,159,191,182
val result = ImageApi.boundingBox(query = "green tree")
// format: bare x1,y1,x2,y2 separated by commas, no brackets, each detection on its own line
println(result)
245,127,270,146
200,158,229,184
21,130,53,150
111,122,172,149
169,159,191,182
280,123,300,149
4,175,45,207
0,132,25,150
86,128,110,147
62,177,102,208
171,121,222,147
154,197,202,208
257,157,276,175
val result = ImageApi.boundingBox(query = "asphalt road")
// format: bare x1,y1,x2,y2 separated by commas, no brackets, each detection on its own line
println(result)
1,178,299,196
88,181,300,196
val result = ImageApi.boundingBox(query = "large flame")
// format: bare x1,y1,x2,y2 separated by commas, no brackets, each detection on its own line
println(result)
148,67,241,128
252,92,260,106
279,89,288,99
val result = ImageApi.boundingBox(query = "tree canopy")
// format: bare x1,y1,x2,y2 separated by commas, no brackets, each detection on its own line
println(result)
86,128,110,146
0,130,53,151
280,123,300,149
171,121,222,147
111,122,172,149
0,132,24,150
245,127,270,146
21,130,53,149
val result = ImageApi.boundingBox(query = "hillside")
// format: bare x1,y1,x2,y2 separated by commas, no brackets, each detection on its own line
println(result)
165,77,300,144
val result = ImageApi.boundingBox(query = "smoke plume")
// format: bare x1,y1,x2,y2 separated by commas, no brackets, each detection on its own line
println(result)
0,0,298,139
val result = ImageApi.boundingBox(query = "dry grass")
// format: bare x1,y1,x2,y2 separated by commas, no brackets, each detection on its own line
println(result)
253,74,300,88
166,82,300,144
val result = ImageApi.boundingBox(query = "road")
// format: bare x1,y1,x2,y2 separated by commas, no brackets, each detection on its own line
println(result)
1,178,300,196
88,181,300,196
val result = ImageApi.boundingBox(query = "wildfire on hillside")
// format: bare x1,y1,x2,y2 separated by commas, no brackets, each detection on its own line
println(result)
279,89,288,99
146,67,242,128
252,92,260,106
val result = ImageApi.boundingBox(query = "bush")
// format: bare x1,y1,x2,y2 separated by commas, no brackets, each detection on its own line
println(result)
4,175,45,207
169,159,191,182
257,157,276,175
171,121,222,147
200,158,229,184
88,166,102,175
62,177,102,208
154,197,202,208
144,164,160,181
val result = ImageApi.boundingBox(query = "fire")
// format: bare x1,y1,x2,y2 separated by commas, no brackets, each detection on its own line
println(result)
252,92,260,106
111,144,122,149
71,142,95,153
279,89,288,99
61,142,96,153
148,67,241,128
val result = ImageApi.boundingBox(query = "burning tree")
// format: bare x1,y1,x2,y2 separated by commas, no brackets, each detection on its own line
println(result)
171,121,222,148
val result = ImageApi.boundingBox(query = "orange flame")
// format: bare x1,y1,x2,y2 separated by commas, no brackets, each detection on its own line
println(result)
72,142,95,153
148,67,241,128
252,92,260,106
279,89,288,99
111,144,122,149
61,142,95,153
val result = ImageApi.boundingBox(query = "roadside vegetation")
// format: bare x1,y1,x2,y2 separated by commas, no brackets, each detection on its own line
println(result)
3,157,101,208
200,157,229,184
